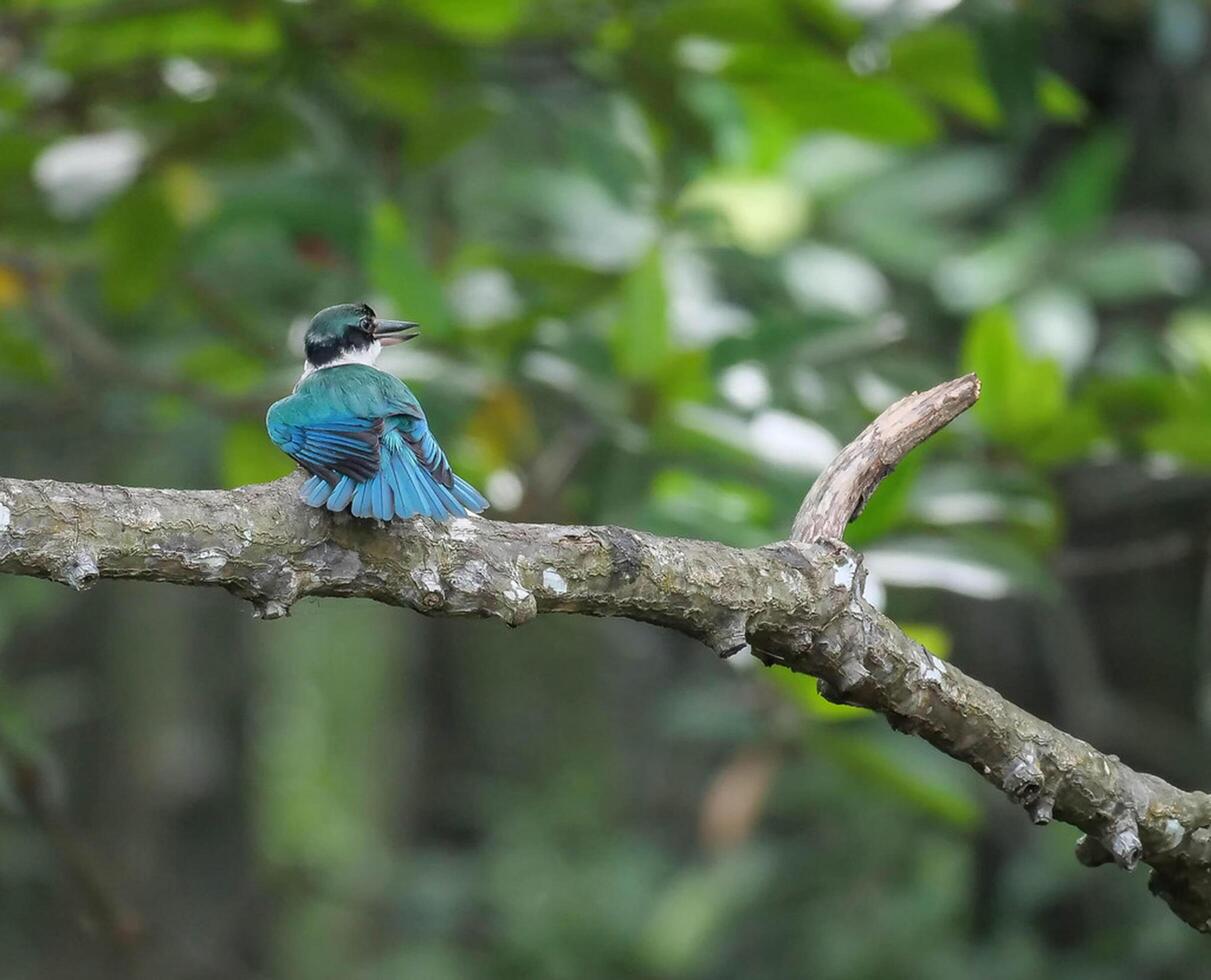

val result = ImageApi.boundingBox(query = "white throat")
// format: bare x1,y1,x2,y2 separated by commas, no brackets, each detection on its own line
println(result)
299,340,382,383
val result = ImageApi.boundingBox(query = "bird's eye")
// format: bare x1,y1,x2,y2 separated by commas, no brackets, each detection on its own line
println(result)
359,317,373,333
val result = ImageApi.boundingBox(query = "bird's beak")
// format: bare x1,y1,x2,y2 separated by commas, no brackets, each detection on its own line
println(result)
372,319,420,346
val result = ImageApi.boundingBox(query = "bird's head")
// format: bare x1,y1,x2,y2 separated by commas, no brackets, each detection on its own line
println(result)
303,303,419,370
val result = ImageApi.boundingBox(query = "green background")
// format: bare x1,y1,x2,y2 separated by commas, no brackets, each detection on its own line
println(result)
2,0,1211,976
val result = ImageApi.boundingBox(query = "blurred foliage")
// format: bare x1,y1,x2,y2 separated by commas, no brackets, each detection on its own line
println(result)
2,0,1211,976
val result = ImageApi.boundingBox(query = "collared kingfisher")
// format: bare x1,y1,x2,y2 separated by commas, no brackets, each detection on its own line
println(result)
266,303,489,520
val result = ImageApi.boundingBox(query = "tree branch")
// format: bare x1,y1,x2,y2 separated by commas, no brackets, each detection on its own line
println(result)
791,373,981,542
1,376,1209,933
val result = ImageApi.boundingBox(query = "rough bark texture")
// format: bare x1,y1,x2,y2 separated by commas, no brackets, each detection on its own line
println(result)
1,377,1210,934
791,374,982,542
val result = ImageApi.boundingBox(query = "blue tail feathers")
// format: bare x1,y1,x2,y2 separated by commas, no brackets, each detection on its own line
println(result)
299,446,488,520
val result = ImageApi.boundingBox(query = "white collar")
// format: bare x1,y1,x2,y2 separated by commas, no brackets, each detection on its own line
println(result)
297,340,382,385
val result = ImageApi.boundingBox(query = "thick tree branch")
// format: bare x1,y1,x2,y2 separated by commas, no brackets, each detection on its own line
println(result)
1,377,1210,933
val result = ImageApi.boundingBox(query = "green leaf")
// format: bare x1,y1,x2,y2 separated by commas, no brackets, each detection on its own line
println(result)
770,666,868,722
1023,399,1104,465
340,37,469,121
641,851,773,975
976,9,1043,137
222,421,293,489
404,0,533,41
95,182,179,312
1167,308,1211,373
728,46,939,146
846,447,925,547
179,344,265,394
908,460,1062,545
405,103,497,165
1041,130,1129,237
340,61,435,120
1067,239,1201,303
1144,379,1211,465
680,174,809,252
652,0,798,44
787,0,862,45
901,622,952,659
1039,71,1087,122
891,26,1001,128
649,468,773,545
367,203,450,337
611,247,670,381
47,7,280,69
932,218,1048,311
0,311,54,384
961,306,1067,449
821,730,981,829
1084,375,1172,440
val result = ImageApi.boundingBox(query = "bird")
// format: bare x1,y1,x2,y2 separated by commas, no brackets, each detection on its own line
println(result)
266,303,489,521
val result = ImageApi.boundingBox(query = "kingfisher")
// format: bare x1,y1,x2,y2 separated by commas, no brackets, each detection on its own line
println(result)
266,303,489,521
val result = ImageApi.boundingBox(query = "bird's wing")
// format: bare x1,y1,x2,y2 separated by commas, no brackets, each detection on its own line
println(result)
394,416,454,488
267,366,429,484
267,407,383,484
368,372,456,488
